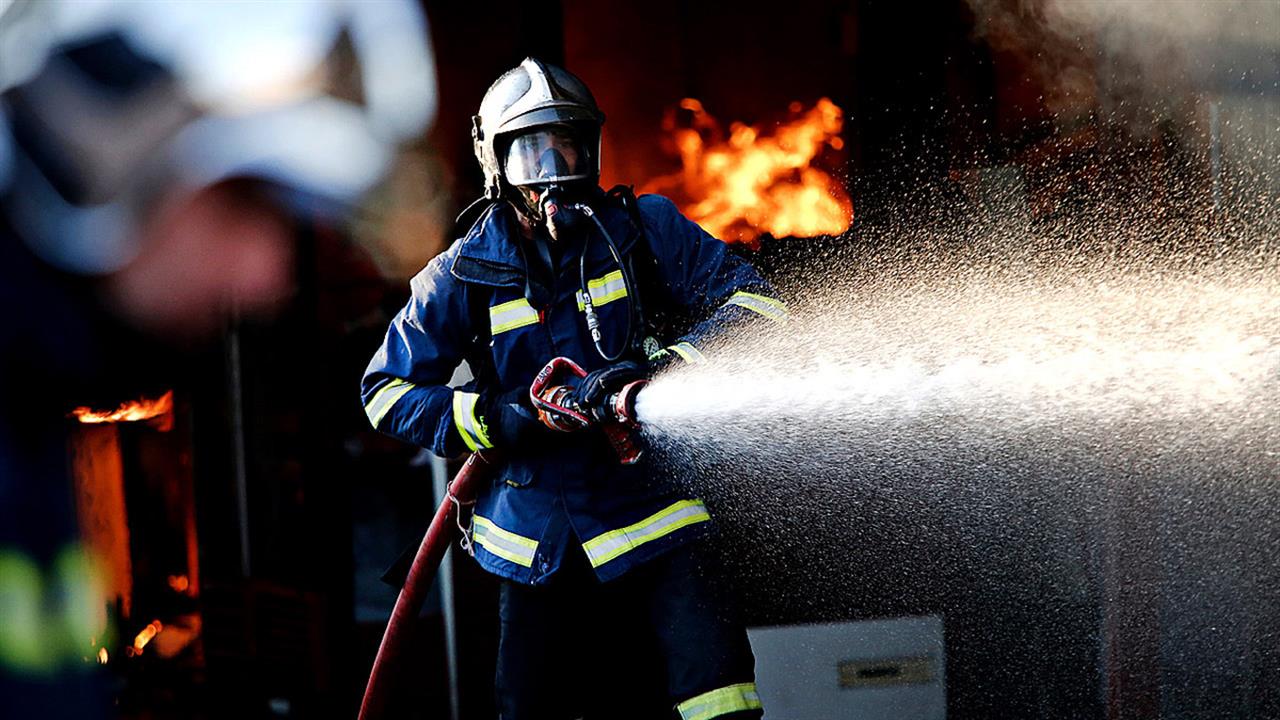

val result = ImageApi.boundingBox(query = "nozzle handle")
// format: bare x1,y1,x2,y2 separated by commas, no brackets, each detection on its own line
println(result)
529,356,592,430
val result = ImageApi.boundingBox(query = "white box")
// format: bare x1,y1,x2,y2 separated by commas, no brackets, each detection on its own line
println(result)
748,615,946,719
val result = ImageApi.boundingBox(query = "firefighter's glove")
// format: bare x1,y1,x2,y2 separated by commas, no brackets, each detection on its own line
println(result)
479,388,546,448
571,361,646,419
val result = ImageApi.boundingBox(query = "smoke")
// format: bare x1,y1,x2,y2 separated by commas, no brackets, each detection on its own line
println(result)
965,0,1280,135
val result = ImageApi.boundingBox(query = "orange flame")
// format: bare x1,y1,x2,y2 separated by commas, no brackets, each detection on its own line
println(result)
641,98,853,244
167,575,190,594
132,620,163,654
97,647,109,664
72,391,173,431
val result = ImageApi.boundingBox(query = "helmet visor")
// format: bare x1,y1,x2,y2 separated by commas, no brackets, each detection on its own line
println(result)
503,127,593,187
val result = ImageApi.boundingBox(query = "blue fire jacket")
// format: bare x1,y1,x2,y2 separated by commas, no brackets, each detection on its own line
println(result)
361,193,787,585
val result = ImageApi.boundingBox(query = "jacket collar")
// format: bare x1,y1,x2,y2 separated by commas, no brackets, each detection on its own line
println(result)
449,198,639,288
450,201,526,287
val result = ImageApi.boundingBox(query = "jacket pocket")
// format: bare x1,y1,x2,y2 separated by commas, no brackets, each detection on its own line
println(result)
498,459,536,488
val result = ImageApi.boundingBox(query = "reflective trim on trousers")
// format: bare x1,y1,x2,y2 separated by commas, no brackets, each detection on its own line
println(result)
365,378,416,428
473,516,538,567
490,297,540,334
581,499,711,568
452,391,493,452
724,291,788,322
677,682,763,720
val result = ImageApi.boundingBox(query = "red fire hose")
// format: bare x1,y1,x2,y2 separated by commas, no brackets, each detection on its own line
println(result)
357,451,496,720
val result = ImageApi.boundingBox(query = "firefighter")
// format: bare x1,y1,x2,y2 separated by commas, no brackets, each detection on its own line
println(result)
362,58,786,719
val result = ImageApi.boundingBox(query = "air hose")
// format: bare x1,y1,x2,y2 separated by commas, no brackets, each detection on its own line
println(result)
573,203,640,362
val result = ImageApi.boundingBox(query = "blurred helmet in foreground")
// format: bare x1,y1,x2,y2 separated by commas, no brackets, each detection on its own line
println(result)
0,0,438,275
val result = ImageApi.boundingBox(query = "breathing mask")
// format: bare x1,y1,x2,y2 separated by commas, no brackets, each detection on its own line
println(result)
503,125,596,241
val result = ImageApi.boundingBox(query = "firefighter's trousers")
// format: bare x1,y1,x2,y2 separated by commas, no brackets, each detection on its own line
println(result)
496,541,762,720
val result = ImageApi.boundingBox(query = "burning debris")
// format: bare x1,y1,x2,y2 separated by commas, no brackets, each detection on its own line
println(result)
71,392,175,431
641,98,853,244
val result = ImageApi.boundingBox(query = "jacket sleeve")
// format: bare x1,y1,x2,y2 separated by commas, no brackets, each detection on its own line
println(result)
360,250,486,457
638,194,788,363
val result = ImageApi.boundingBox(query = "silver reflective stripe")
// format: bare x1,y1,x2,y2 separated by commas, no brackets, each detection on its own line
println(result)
725,291,788,322
582,499,711,568
490,298,539,334
668,342,706,364
452,391,492,452
677,682,764,720
576,270,628,310
365,378,415,428
473,516,538,567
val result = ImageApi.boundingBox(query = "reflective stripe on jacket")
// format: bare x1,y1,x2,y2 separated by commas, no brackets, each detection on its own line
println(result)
361,193,784,584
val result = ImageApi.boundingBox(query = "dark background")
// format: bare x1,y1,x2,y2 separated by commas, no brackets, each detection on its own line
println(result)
78,1,1278,718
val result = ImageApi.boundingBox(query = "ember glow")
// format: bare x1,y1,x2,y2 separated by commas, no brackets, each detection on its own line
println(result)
72,391,174,431
132,620,163,654
641,98,853,244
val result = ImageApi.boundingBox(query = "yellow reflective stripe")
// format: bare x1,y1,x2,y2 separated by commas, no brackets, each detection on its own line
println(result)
473,516,538,567
677,682,763,720
468,395,492,449
365,378,415,428
452,393,477,452
582,499,711,568
668,342,706,364
576,270,629,310
452,391,493,452
725,291,788,322
0,545,107,676
490,298,540,334
0,550,50,673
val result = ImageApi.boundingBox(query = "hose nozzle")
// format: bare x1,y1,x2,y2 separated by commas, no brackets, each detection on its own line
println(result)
529,357,648,464
603,379,647,464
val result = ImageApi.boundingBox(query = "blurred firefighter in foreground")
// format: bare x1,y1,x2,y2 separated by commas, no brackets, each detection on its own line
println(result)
363,59,786,719
0,1,435,715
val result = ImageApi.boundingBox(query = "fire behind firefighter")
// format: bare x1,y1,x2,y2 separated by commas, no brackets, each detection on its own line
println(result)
361,59,788,718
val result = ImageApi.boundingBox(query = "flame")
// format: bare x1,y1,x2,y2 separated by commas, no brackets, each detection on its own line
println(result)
132,620,163,654
641,98,853,244
167,575,190,594
97,647,109,664
72,391,173,431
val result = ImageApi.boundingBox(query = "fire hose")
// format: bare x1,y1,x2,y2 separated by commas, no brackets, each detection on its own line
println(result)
357,451,495,720
358,358,647,718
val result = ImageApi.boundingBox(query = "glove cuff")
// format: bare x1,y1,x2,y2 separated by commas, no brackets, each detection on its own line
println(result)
648,341,707,371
